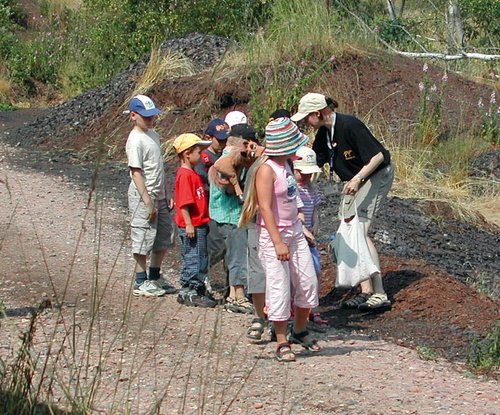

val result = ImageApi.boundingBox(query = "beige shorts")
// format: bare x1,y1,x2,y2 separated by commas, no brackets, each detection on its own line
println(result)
340,164,394,225
128,184,174,255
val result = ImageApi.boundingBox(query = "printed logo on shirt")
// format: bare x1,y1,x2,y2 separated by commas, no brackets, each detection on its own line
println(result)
343,149,356,160
196,186,205,200
201,152,212,166
286,174,298,199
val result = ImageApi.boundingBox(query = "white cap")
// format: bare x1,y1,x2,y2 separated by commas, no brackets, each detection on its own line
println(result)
224,110,248,127
293,146,322,174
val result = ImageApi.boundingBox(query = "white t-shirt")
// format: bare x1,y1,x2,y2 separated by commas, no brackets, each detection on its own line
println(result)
126,128,166,200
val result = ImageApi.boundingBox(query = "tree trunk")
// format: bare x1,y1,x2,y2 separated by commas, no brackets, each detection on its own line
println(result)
399,0,406,17
446,0,466,51
386,0,397,20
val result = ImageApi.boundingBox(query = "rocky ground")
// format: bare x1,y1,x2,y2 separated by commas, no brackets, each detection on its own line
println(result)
1,33,499,414
0,142,498,415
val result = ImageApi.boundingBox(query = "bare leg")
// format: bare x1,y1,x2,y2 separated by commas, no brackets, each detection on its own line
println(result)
252,292,266,319
133,254,147,273
150,249,167,268
274,321,288,345
360,221,386,295
234,285,246,300
293,307,310,333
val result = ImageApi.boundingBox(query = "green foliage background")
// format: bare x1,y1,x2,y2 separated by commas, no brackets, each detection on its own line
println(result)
0,0,498,99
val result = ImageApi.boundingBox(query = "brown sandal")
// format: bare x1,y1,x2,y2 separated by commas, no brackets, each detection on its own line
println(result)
275,342,296,362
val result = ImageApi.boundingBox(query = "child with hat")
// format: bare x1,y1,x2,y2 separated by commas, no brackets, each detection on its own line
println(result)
293,146,329,330
195,118,230,191
194,118,230,281
126,94,177,297
173,133,217,308
240,118,321,362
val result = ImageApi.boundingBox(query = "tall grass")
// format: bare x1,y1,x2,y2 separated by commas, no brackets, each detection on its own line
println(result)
385,122,498,222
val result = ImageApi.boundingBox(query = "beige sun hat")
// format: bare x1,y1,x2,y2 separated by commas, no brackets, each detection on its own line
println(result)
291,93,328,122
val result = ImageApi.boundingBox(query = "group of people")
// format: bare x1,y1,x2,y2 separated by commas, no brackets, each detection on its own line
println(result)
125,92,393,362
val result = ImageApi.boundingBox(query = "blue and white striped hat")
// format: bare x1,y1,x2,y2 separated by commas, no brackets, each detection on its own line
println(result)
264,117,309,156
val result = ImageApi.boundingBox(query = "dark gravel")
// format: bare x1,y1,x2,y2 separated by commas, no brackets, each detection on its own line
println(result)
469,149,500,181
3,33,230,147
318,192,499,298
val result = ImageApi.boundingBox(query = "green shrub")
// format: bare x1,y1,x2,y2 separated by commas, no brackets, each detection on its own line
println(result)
467,324,500,376
458,0,500,48
377,17,415,47
0,3,17,60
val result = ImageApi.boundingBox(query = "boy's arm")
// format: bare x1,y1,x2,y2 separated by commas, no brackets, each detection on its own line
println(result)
130,167,157,221
312,206,320,236
180,207,195,238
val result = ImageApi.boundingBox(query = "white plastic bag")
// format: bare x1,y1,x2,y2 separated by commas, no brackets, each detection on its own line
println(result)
333,200,380,288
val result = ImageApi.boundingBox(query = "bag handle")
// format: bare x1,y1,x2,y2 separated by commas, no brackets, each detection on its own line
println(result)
340,197,358,220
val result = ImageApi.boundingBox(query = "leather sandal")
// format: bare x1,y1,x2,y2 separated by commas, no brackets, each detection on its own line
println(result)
275,342,296,362
247,317,267,341
341,292,370,309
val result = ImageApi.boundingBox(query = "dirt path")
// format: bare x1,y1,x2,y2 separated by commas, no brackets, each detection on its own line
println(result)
0,142,498,415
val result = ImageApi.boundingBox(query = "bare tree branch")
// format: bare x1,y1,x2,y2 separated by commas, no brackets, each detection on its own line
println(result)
395,51,500,60
334,0,500,61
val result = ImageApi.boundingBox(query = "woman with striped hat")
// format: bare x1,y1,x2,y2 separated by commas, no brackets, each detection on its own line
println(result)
240,117,321,362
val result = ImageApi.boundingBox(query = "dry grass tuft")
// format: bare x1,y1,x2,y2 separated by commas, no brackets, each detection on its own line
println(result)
0,78,11,101
130,49,195,100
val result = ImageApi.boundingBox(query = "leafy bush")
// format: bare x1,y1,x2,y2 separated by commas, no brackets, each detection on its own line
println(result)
459,0,500,48
0,3,17,60
467,324,500,376
377,17,416,47
1,0,271,97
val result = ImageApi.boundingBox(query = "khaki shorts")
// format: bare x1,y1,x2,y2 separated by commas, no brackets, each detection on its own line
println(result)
128,184,174,255
247,222,266,294
340,164,394,225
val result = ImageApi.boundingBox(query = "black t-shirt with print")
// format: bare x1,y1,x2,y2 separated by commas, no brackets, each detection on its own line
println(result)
312,113,390,182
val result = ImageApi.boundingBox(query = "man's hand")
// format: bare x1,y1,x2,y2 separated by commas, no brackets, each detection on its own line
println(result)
342,176,362,195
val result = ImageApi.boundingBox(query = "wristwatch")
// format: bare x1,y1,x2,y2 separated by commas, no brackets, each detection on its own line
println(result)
354,174,365,182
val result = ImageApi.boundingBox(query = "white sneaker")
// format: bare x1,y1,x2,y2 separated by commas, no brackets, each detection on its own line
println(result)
133,280,166,297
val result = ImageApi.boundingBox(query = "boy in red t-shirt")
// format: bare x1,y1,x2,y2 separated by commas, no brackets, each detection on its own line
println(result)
173,133,217,308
